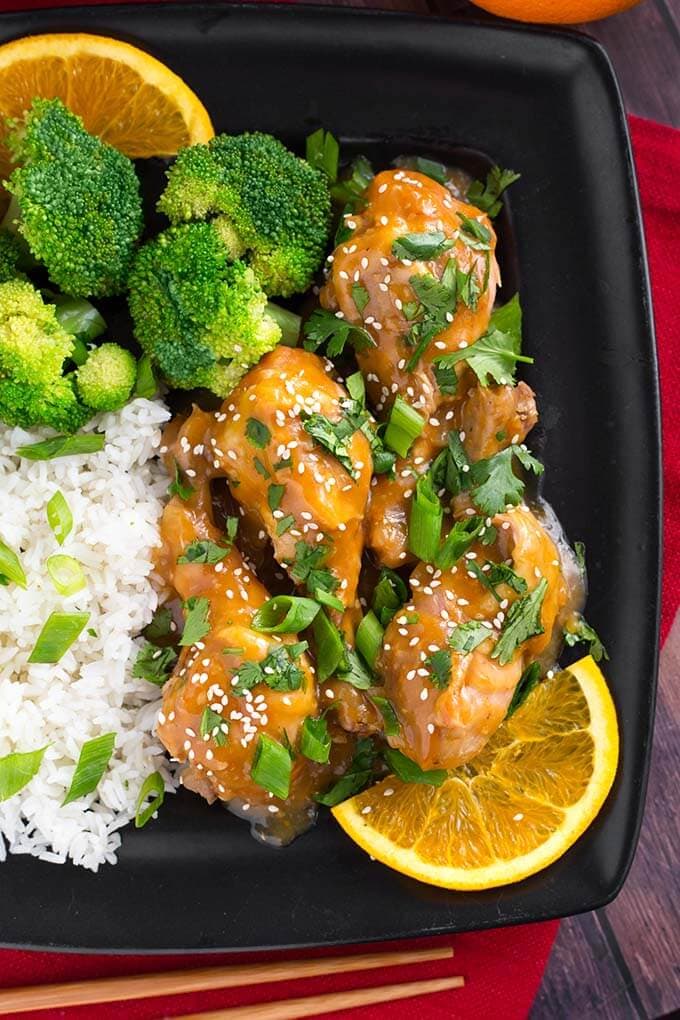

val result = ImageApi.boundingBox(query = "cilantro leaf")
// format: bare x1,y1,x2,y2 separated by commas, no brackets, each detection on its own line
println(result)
433,362,458,395
430,431,471,498
467,166,520,218
231,660,263,695
425,649,451,689
448,620,491,654
178,539,231,565
383,748,447,787
267,484,285,511
179,596,211,647
142,606,175,645
492,578,548,666
132,643,177,685
199,706,228,746
435,295,532,387
330,155,374,208
574,541,587,572
337,647,373,690
303,308,375,359
457,213,492,250
260,645,305,691
564,617,609,662
168,460,194,502
466,560,528,602
314,737,379,806
392,231,454,261
469,444,543,516
305,127,339,181
303,411,360,478
245,418,271,449
276,514,296,536
506,662,541,717
412,156,448,185
352,283,369,314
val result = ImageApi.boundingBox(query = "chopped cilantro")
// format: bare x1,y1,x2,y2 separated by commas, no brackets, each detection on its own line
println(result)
448,620,491,654
457,213,492,250
314,738,379,806
466,560,527,602
352,283,370,314
199,706,228,746
303,308,375,358
168,460,194,501
564,617,609,662
330,155,374,208
392,231,454,261
302,410,360,478
432,361,458,395
232,642,307,696
179,596,211,647
467,166,520,218
469,444,543,516
412,156,448,185
425,649,452,690
506,662,541,717
383,748,447,787
245,418,271,449
267,484,285,511
178,538,232,565
143,606,175,645
132,643,177,685
492,578,548,666
435,295,532,387
276,514,296,536
288,541,338,599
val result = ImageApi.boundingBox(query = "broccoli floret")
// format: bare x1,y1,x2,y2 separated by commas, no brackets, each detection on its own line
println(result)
157,132,331,298
128,221,282,396
0,278,92,431
76,343,137,412
0,229,24,283
5,98,143,298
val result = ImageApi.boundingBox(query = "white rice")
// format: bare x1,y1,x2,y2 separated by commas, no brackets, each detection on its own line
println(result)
0,398,177,872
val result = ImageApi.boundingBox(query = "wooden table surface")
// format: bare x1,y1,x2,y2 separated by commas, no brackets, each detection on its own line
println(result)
299,2,680,1017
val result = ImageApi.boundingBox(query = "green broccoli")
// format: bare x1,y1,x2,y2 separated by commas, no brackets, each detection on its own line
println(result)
0,229,24,283
157,132,331,298
0,278,92,432
4,98,143,298
76,343,137,412
128,221,282,396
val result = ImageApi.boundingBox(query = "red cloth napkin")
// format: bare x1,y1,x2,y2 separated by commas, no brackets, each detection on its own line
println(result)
0,0,674,1005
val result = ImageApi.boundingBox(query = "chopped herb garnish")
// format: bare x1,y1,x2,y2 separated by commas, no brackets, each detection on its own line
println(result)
408,473,443,564
303,308,375,358
392,230,454,261
199,706,228,746
430,430,470,497
252,595,320,634
564,617,609,662
435,295,532,387
251,733,292,800
179,596,211,646
467,165,520,218
383,748,447,787
233,643,307,695
574,541,587,572
168,460,194,501
457,213,492,250
466,560,528,603
62,732,115,805
254,456,270,479
134,771,165,828
305,127,339,181
178,539,232,565
28,611,90,663
303,410,360,478
435,516,485,570
383,396,425,458
132,643,177,685
352,283,370,314
433,361,458,395
231,659,263,695
371,695,400,736
16,433,105,461
449,620,491,654
46,490,73,545
267,483,285,511
276,514,296,536
506,662,541,718
425,649,452,690
356,610,384,669
412,156,448,185
330,155,374,207
0,540,26,589
312,609,345,682
143,606,174,645
337,647,374,690
245,418,271,449
0,746,48,802
372,568,408,626
315,737,379,806
492,578,548,666
300,715,331,764
287,541,338,599
469,444,544,516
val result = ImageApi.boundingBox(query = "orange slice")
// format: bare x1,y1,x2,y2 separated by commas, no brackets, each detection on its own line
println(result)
333,656,619,890
0,31,214,190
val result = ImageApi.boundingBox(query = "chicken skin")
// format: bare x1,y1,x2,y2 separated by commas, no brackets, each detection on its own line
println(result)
320,168,500,419
155,480,321,841
378,506,571,770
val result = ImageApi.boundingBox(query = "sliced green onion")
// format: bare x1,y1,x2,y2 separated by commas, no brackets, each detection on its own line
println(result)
435,517,484,570
312,609,345,682
372,568,407,626
300,715,331,764
305,127,339,181
408,474,443,563
384,748,447,787
383,396,425,458
251,733,291,799
17,433,105,461
134,354,157,399
413,156,448,185
0,539,26,588
62,732,115,805
46,554,86,596
28,611,90,663
276,514,296,536
51,295,106,343
371,695,400,737
46,490,73,545
356,610,384,669
134,771,165,828
0,746,48,801
313,587,344,612
267,303,302,347
346,371,366,404
252,595,320,634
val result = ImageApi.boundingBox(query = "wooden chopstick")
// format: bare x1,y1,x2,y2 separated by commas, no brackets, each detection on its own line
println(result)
174,976,465,1020
0,946,454,1014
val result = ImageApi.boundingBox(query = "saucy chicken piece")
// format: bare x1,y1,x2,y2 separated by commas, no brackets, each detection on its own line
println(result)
378,506,570,770
366,378,538,568
320,168,499,419
155,482,325,843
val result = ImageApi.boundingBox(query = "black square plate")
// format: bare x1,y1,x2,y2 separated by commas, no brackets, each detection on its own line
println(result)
0,3,660,952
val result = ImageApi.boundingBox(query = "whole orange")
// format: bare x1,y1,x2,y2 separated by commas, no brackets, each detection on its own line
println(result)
469,0,641,23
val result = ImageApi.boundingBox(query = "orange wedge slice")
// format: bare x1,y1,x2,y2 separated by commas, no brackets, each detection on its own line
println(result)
333,656,619,890
0,31,214,192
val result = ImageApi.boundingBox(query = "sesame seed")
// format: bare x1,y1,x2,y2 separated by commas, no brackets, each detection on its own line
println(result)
420,688,428,701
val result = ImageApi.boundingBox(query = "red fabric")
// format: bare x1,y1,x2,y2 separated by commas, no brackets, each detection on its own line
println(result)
0,3,674,1009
